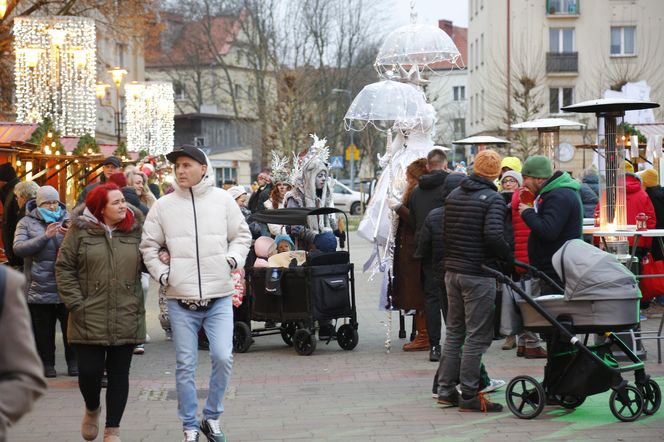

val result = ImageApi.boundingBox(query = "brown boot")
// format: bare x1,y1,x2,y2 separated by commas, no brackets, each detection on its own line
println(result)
81,406,101,441
403,311,429,351
103,427,121,442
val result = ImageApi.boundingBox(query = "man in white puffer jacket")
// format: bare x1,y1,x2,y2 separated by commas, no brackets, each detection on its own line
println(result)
140,145,251,442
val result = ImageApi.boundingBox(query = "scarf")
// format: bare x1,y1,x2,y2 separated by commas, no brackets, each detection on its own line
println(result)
38,207,61,224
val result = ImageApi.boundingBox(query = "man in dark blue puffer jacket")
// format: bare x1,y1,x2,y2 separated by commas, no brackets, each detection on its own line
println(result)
437,150,512,413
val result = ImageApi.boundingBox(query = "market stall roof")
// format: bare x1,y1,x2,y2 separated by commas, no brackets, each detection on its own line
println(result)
0,122,39,150
562,98,659,113
99,144,139,161
511,118,585,129
453,135,510,145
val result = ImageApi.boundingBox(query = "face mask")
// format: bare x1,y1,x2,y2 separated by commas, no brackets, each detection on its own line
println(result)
38,206,61,224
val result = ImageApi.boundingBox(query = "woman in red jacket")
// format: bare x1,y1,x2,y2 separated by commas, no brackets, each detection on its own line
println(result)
502,173,547,358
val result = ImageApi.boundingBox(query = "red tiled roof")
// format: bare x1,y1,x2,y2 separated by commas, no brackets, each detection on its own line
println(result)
0,122,38,146
146,11,243,68
99,144,139,161
429,20,467,71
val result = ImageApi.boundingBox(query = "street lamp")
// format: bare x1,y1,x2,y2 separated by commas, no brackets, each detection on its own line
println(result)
332,88,356,190
97,66,128,145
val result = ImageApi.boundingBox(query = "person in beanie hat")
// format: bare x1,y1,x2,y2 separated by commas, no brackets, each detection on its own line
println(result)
640,169,664,262
436,149,511,412
77,156,124,205
519,155,582,292
0,163,22,267
14,185,76,379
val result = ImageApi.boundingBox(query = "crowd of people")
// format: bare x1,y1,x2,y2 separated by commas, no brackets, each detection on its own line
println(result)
387,150,664,412
0,136,349,442
3,142,664,441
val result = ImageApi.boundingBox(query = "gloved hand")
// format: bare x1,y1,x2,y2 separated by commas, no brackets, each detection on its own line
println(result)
388,197,402,211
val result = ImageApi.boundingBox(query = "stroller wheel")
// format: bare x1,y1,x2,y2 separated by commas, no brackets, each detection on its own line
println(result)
280,321,299,347
337,324,359,350
609,385,644,422
506,376,546,419
233,321,253,353
639,379,661,416
293,329,316,356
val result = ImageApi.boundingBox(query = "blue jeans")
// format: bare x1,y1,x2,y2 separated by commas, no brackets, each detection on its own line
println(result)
168,296,234,430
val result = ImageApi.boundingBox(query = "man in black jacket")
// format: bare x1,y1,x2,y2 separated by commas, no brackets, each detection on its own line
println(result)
408,148,449,361
0,163,22,268
518,155,582,293
437,150,511,413
248,171,272,213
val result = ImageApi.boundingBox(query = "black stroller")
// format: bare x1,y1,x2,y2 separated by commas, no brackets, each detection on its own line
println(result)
232,207,359,356
484,239,661,422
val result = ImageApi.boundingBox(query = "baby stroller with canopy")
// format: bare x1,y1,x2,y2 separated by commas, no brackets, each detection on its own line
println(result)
232,207,359,356
483,239,661,422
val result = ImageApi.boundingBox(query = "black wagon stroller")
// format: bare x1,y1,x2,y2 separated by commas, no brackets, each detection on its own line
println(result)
232,207,359,356
484,239,661,422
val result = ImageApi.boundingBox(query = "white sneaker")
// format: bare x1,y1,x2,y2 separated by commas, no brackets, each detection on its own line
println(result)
480,378,506,394
183,429,199,442
145,333,151,343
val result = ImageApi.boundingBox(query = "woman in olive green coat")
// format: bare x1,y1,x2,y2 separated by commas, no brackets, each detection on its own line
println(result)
56,183,145,442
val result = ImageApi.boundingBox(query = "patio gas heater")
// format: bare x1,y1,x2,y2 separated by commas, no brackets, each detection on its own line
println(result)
562,99,659,235
562,98,660,360
511,118,585,169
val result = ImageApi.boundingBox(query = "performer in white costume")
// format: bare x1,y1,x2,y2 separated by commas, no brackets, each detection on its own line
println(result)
357,104,438,310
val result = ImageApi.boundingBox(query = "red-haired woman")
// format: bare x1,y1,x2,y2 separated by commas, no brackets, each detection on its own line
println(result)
56,183,145,442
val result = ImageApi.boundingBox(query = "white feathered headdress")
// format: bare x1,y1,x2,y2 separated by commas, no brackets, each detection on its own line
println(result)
270,150,291,184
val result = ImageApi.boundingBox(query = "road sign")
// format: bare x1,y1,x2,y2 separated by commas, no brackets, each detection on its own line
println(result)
329,155,344,169
345,143,359,161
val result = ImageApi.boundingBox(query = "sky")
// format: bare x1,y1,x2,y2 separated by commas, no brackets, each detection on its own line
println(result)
389,0,468,28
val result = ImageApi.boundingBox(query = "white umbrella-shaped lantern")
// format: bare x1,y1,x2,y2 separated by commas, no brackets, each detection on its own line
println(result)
374,22,461,79
343,80,430,132
512,118,585,168
562,98,659,231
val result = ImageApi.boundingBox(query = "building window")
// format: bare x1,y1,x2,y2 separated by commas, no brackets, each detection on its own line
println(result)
469,42,473,72
215,168,237,188
481,89,485,122
116,43,127,68
173,81,185,100
475,38,479,69
247,85,254,100
611,26,636,56
549,87,574,113
234,83,242,99
453,86,466,101
194,137,206,147
547,0,578,15
549,28,575,53
469,96,473,126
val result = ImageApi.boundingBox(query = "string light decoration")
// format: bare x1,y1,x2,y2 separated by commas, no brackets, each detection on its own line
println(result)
14,16,96,136
125,81,174,155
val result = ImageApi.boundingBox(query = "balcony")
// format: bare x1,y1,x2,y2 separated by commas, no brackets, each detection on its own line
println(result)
546,52,578,74
547,0,579,16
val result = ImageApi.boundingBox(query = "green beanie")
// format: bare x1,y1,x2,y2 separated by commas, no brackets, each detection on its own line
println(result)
522,155,553,179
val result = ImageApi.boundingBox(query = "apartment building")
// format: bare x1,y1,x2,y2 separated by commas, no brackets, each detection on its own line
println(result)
428,19,469,149
468,0,664,169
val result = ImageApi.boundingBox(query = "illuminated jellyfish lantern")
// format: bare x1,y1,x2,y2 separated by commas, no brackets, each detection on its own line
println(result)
562,98,659,231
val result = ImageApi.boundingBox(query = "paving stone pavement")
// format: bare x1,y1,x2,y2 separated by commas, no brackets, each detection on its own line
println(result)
9,232,664,441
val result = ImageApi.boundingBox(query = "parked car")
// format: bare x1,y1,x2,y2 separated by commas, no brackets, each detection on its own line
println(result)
333,181,367,215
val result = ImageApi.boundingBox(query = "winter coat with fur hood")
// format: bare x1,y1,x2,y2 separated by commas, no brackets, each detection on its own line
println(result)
140,159,252,301
55,205,146,345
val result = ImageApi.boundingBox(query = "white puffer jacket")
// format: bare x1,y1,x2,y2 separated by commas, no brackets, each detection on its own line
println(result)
140,163,251,300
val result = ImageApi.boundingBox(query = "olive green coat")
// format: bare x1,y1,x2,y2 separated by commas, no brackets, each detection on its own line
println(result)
55,206,145,345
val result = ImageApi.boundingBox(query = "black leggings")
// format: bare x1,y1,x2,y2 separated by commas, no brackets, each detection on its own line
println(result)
76,344,134,427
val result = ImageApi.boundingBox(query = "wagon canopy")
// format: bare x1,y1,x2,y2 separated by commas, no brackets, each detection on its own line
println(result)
552,239,640,301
